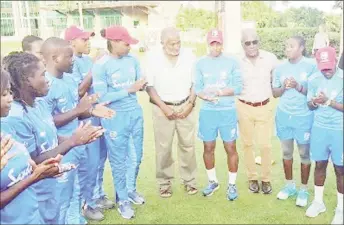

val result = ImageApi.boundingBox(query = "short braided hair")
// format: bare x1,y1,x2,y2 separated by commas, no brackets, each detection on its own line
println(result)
6,52,40,111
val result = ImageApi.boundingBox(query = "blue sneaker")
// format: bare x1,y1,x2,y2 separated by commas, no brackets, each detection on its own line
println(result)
296,188,309,207
277,183,297,200
128,191,145,205
117,201,135,220
227,184,238,201
202,181,219,197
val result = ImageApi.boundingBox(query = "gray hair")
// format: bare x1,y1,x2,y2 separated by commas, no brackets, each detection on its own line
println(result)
160,27,180,44
241,28,259,42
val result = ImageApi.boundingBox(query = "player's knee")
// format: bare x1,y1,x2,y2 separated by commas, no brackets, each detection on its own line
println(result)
299,144,311,164
282,140,294,160
224,141,236,154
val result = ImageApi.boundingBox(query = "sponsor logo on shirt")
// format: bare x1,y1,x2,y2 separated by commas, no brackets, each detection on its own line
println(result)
7,163,33,187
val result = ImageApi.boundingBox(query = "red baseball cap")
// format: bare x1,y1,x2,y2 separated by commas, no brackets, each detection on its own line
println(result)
103,26,139,45
64,26,95,41
315,47,337,71
207,29,223,45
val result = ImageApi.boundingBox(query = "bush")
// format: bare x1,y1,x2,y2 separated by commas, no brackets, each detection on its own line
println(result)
257,27,341,59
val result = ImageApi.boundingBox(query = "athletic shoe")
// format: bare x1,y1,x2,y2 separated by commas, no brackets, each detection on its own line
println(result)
128,191,145,205
117,201,135,220
305,201,326,217
296,189,309,207
96,196,115,210
202,181,219,197
331,208,343,225
82,206,104,221
227,184,238,201
277,183,297,200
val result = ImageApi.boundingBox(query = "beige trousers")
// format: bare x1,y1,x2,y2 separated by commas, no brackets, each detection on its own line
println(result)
236,99,274,182
152,102,197,189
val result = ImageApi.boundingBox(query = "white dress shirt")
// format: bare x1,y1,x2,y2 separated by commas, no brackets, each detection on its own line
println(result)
144,47,196,102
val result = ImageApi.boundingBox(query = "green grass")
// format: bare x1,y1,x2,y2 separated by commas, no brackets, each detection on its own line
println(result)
0,41,21,56
93,95,337,225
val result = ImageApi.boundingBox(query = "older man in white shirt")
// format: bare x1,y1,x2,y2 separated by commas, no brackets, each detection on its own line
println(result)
237,28,279,195
145,27,198,198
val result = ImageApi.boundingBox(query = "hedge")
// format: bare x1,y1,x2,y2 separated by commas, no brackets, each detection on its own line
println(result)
183,27,341,59
257,27,341,59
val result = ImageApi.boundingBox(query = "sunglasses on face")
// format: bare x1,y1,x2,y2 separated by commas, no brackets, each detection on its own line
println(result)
244,40,259,46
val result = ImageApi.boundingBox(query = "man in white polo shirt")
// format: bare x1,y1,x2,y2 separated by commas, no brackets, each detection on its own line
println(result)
145,27,198,198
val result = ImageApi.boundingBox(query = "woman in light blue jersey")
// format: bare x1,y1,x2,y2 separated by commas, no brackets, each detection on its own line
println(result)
64,25,114,221
0,68,62,224
272,36,317,207
4,52,105,224
194,29,242,201
92,26,147,220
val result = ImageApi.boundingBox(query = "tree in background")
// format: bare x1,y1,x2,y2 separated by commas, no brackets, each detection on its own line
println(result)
241,1,285,28
282,7,324,28
176,8,217,31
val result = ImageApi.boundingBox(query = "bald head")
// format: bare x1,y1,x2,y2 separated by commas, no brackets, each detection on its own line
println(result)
42,37,70,60
42,37,74,74
241,28,259,43
161,27,180,44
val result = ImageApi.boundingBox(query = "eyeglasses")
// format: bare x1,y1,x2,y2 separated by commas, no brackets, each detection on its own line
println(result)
244,40,259,46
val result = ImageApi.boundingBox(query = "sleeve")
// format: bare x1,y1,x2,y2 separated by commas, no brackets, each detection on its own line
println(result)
8,117,37,157
71,62,83,85
272,67,281,88
307,80,316,102
134,57,143,81
304,63,318,89
271,53,280,71
92,61,129,104
194,61,204,95
43,79,61,114
144,53,155,87
230,58,243,95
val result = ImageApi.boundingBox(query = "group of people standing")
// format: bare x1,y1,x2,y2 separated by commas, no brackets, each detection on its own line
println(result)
0,24,343,225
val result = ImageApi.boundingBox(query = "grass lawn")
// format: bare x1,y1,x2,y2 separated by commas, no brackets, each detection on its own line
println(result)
1,41,337,224
94,94,337,225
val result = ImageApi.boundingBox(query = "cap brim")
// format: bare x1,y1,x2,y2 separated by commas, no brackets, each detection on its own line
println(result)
208,38,223,45
124,37,139,45
318,62,336,71
79,31,95,39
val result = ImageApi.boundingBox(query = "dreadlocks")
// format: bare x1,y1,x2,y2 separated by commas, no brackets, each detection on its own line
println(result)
6,52,40,111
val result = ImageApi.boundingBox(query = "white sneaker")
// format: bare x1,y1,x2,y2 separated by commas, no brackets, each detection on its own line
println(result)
331,208,343,225
305,201,326,218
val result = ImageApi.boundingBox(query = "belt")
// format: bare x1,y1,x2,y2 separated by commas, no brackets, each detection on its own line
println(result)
150,96,189,106
239,98,270,107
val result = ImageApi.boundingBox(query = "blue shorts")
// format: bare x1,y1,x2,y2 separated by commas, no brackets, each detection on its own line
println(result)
198,109,238,142
275,108,313,145
310,126,343,166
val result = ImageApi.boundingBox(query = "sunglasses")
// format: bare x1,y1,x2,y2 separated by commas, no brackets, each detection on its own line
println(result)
244,40,259,46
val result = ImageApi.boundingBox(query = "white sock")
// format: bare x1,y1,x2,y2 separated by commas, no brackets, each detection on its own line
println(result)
228,172,237,185
337,192,343,211
206,168,218,183
286,179,295,185
314,185,324,204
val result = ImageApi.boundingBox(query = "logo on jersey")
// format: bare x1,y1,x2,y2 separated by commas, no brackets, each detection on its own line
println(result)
304,132,310,141
220,71,227,80
58,98,67,103
129,67,136,74
7,163,33,187
300,72,307,81
109,131,117,139
111,73,120,80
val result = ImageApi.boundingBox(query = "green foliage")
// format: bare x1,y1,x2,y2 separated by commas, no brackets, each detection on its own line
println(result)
257,27,341,59
324,14,342,32
176,8,217,31
241,1,286,28
282,7,325,28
